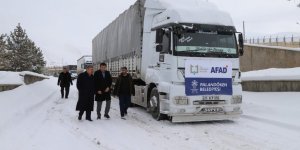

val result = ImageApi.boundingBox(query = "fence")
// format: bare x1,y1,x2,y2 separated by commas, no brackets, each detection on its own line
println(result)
245,36,300,48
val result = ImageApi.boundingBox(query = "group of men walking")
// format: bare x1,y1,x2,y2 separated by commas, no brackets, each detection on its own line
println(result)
57,63,135,122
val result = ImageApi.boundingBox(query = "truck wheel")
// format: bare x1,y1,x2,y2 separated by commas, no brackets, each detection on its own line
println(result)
149,87,166,121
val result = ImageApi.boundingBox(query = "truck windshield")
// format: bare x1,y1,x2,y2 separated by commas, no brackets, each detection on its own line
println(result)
174,32,238,57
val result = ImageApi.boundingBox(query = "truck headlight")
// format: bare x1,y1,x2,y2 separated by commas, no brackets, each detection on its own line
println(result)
231,95,242,104
174,96,189,105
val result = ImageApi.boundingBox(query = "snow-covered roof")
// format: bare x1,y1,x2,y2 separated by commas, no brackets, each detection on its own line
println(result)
85,57,92,62
146,0,235,28
77,55,92,62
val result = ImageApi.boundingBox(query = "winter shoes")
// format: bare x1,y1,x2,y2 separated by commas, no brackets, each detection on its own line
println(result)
104,114,110,119
78,115,93,121
61,95,68,99
86,118,93,122
97,114,110,120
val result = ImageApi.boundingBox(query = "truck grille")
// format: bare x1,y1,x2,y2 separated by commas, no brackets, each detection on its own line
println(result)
193,100,226,105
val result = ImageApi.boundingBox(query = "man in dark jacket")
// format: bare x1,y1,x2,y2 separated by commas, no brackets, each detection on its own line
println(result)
76,66,95,121
94,63,112,120
57,67,73,99
113,67,135,119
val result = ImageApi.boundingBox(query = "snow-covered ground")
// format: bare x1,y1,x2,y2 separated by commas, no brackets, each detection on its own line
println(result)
242,67,300,81
0,77,300,150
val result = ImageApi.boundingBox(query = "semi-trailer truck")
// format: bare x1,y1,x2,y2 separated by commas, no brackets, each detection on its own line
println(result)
92,0,244,122
77,55,93,74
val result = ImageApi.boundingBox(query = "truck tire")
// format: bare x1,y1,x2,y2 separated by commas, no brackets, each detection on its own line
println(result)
149,87,166,121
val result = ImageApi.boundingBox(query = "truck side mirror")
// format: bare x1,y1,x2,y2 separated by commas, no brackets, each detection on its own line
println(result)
156,29,164,44
238,33,244,56
156,44,163,52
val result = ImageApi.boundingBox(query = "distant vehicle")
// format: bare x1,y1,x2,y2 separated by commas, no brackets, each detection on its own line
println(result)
69,70,78,80
77,55,93,74
63,65,78,80
93,0,244,122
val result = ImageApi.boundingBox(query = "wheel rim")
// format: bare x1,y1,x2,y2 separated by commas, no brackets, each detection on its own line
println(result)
150,96,158,113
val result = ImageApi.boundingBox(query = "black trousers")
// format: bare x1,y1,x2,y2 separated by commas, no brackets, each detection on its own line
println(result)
79,110,91,119
60,86,70,98
119,95,131,117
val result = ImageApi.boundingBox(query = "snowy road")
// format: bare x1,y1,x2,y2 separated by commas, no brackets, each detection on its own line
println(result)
0,78,300,150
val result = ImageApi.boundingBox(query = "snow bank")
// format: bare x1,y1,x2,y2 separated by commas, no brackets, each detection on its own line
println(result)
0,77,57,124
0,71,49,86
242,68,300,81
20,71,49,79
0,71,23,85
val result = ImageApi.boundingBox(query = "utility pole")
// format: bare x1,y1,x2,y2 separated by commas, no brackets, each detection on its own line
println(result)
243,21,246,40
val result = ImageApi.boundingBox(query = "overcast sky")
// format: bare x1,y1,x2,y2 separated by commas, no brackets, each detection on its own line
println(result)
0,0,299,66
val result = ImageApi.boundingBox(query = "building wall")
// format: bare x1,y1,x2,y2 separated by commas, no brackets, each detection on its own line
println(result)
0,84,21,92
242,81,300,92
23,75,48,85
240,45,300,92
240,45,300,72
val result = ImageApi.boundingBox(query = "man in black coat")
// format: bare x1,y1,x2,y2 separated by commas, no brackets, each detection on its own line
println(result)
76,66,95,121
57,67,73,99
113,67,135,119
94,63,112,120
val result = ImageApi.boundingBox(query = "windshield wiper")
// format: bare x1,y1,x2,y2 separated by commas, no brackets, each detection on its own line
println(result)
206,51,235,58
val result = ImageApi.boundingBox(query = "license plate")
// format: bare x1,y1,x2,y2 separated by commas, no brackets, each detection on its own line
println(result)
201,107,223,113
203,96,220,100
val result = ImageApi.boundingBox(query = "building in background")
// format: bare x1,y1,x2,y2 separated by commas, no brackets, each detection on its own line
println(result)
77,55,92,74
44,66,63,77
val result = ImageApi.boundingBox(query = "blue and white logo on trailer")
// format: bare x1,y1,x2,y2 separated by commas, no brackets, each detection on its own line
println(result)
185,60,233,96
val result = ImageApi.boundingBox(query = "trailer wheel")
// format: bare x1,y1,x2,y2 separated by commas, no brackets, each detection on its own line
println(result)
149,87,166,121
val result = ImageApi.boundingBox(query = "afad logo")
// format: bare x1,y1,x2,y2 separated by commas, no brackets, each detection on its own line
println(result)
211,65,228,74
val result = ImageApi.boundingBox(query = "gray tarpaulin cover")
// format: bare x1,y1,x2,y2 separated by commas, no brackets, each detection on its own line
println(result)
92,0,145,65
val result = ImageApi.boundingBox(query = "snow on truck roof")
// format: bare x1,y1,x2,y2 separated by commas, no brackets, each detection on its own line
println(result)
145,0,235,28
77,55,92,61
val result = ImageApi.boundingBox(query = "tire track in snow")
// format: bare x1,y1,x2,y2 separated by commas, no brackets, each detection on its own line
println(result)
241,114,300,131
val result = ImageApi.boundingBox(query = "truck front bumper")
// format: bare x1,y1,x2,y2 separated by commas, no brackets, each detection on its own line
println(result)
170,111,242,123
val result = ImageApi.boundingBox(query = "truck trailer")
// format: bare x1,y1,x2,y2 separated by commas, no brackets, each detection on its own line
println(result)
92,0,244,122
77,55,93,74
